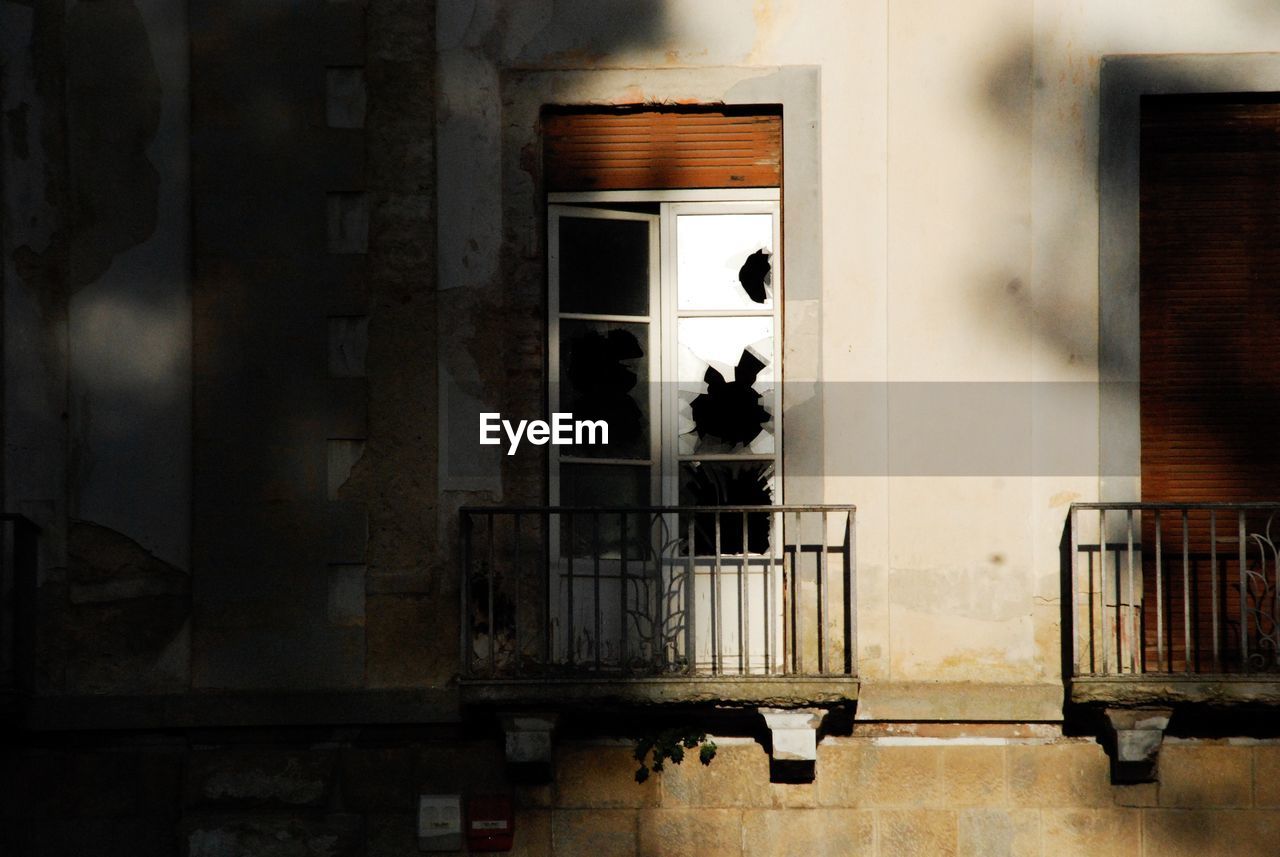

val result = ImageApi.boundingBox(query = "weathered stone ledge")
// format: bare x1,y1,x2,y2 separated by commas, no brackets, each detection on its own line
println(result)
1071,675,1280,707
855,682,1065,722
459,676,860,709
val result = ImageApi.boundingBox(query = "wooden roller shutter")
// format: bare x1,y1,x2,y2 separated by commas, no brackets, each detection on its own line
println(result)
1139,95,1280,671
542,107,782,191
1140,95,1280,504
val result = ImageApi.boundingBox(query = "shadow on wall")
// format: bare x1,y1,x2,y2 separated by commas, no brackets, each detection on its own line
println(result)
968,4,1280,486
439,0,677,508
13,0,161,307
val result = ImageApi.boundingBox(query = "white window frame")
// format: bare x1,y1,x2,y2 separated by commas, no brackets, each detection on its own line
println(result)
548,188,783,511
547,205,662,507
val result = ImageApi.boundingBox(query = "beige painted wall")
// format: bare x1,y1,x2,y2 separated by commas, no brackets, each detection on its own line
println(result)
436,0,1280,709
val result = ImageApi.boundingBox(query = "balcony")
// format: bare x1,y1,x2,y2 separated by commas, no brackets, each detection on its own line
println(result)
1068,502,1280,706
458,505,858,708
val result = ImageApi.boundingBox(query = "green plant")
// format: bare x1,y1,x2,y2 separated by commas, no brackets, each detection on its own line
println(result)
633,727,717,783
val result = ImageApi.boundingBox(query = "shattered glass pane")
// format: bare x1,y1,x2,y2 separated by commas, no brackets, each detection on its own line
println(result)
558,216,650,315
559,320,650,459
560,463,651,557
676,317,775,455
676,214,775,310
679,460,775,554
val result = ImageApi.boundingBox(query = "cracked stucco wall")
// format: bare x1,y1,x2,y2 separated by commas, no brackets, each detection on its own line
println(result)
2,0,191,692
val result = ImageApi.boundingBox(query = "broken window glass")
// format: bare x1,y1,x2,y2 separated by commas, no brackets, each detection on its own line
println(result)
676,317,775,455
559,320,650,459
679,460,775,554
558,216,651,316
676,213,775,310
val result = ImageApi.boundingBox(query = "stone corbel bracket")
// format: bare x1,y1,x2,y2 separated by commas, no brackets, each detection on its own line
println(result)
760,707,826,783
499,712,559,783
1104,707,1173,784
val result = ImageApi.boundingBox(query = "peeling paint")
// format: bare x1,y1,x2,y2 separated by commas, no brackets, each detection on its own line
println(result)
1049,490,1081,508
890,566,1029,624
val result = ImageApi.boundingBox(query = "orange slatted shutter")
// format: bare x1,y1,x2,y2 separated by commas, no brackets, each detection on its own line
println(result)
1139,95,1280,671
1141,96,1280,503
542,109,782,191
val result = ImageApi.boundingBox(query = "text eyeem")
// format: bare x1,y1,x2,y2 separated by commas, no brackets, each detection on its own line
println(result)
479,413,608,455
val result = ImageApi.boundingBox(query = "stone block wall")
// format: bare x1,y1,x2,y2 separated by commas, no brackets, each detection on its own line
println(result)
4,735,1280,856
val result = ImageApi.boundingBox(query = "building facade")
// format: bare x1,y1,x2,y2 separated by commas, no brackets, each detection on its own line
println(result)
4,0,1280,854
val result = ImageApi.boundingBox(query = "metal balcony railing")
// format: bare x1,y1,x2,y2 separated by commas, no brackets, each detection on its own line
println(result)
0,514,39,696
1070,502,1280,678
460,505,856,680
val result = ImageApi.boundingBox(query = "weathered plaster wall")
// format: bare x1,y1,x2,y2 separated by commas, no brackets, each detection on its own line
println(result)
6,0,1280,715
429,0,1280,717
6,0,440,696
67,0,190,573
862,0,1280,700
2,0,192,693
2,0,71,692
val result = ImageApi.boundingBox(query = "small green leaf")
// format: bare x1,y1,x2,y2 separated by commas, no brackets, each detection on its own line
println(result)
669,745,685,764
699,741,717,765
635,766,649,784
633,738,653,762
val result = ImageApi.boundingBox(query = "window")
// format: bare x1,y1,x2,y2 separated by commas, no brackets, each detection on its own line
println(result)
548,195,782,529
1135,93,1280,670
540,109,785,672
542,106,785,537
1138,93,1280,505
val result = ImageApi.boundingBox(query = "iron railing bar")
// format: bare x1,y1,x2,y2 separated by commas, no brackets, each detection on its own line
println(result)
740,510,748,675
1126,509,1135,674
593,512,602,671
1182,509,1191,673
619,512,628,671
686,515,696,675
1070,502,1280,512
1155,510,1164,671
543,509,552,666
460,513,471,676
764,509,775,675
1100,509,1109,675
793,509,802,674
781,516,791,675
1070,506,1080,677
818,510,829,675
460,504,858,515
1211,510,1220,671
513,512,522,668
1240,511,1248,671
713,511,722,676
654,512,663,671
844,509,855,675
567,513,575,666
488,512,496,676
1269,516,1280,670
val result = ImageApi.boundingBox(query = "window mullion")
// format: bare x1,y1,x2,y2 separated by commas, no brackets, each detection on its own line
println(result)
659,202,678,507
